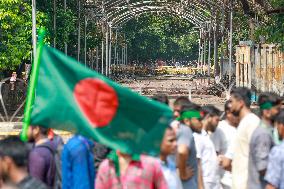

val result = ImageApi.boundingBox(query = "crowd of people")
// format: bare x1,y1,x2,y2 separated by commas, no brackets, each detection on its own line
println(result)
0,87,284,189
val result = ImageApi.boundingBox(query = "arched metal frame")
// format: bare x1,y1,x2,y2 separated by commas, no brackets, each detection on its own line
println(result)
82,0,272,79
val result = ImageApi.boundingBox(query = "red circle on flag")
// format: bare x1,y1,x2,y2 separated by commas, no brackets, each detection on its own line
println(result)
74,78,119,128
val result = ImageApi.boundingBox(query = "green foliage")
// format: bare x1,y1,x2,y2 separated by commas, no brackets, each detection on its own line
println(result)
0,0,32,70
122,14,199,63
255,0,284,48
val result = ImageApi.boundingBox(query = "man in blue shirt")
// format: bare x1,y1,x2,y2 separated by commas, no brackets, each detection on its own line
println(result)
62,135,95,189
265,110,284,189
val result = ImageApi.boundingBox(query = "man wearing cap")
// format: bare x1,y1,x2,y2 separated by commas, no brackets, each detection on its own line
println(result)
248,92,281,189
178,103,220,189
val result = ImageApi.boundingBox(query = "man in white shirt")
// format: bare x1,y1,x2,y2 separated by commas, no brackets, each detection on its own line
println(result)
229,87,260,189
217,101,239,189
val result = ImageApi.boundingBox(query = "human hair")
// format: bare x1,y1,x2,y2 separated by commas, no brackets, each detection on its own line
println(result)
202,105,221,117
258,92,281,106
274,109,284,125
0,136,29,167
152,94,169,105
173,96,191,107
231,87,251,107
181,103,201,114
31,125,49,135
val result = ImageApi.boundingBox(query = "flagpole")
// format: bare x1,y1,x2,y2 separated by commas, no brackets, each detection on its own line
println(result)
21,28,46,141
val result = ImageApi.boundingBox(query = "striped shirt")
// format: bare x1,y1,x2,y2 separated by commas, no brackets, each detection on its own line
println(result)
95,155,168,189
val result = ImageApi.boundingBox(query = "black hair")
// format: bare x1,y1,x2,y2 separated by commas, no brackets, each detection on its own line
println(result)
231,87,251,107
152,94,169,105
173,96,191,107
258,92,281,106
0,136,29,167
274,109,284,125
180,103,201,114
31,126,49,135
202,105,221,117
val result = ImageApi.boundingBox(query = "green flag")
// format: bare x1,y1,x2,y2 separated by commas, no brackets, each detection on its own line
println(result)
30,45,173,155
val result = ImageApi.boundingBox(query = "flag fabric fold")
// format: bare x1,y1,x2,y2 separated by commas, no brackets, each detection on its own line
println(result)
30,45,173,155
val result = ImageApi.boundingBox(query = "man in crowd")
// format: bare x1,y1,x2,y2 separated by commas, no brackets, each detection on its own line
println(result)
201,105,224,155
179,103,220,189
27,126,56,188
230,87,260,189
95,150,168,188
62,135,95,189
173,96,191,119
265,110,284,189
172,98,199,189
217,101,239,189
248,92,281,189
152,94,169,105
159,127,182,189
0,136,47,189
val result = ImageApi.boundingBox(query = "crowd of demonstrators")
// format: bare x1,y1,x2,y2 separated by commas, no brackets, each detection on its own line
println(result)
2,87,284,189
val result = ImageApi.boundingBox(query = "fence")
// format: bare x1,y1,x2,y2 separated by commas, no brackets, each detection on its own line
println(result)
236,43,284,94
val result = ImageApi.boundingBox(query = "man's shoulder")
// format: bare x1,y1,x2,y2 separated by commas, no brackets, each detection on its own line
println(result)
18,176,48,189
244,113,260,123
31,141,54,156
270,143,284,158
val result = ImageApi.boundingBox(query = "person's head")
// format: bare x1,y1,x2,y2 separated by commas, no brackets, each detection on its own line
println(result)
224,100,239,127
173,97,191,118
160,127,177,156
27,125,49,143
273,110,284,140
258,92,281,123
230,87,251,117
152,94,169,105
178,103,203,133
201,105,221,132
0,136,29,181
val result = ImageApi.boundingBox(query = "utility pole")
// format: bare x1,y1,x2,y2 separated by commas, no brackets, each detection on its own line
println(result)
109,25,112,75
32,0,36,61
64,0,67,54
53,0,56,48
77,0,81,61
207,23,211,80
229,0,233,83
84,16,87,66
105,26,109,76
101,25,104,75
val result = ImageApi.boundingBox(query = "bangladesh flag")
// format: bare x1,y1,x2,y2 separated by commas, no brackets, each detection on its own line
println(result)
28,44,173,155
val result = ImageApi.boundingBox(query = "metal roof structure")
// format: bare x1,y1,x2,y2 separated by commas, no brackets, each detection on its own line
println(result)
84,0,272,28
81,0,273,78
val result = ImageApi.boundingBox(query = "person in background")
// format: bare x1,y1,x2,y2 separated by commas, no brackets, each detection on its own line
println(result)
172,98,198,189
0,136,47,189
217,101,239,189
27,126,56,188
248,92,281,189
152,94,169,105
265,110,284,189
159,126,182,189
180,104,220,189
229,87,260,189
62,135,95,189
95,150,168,189
173,96,192,119
201,105,224,155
